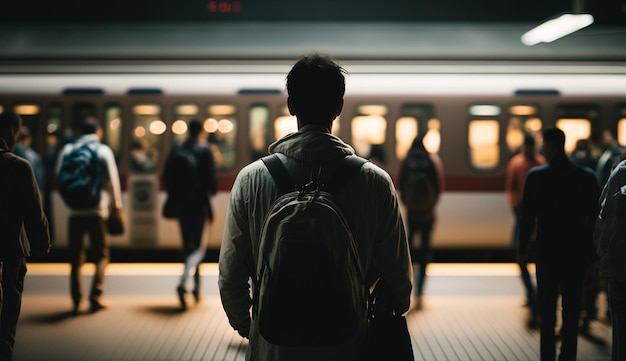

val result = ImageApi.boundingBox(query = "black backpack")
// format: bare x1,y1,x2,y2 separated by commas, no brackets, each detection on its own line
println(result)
57,141,103,209
253,154,368,346
399,149,438,212
162,144,198,218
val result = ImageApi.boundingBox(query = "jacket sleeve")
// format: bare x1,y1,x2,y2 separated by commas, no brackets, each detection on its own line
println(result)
370,170,412,314
518,171,537,255
101,145,123,210
20,161,50,256
218,171,253,338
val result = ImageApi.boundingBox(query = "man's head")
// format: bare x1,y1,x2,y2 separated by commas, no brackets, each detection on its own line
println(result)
522,133,536,158
542,128,566,162
0,112,23,151
188,119,206,139
81,116,103,138
286,54,346,128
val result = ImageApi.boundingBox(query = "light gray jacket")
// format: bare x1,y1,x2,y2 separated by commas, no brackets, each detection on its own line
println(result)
218,125,412,361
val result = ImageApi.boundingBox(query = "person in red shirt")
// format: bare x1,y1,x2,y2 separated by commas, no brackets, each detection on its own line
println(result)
505,133,545,325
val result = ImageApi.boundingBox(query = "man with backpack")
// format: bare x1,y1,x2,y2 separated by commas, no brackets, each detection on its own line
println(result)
162,119,217,310
398,135,444,310
56,117,123,314
218,54,412,361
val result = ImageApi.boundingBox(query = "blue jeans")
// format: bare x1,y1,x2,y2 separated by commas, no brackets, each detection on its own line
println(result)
408,219,433,296
609,278,626,361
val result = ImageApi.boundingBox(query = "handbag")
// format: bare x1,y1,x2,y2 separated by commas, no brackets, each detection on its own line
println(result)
364,278,415,361
106,207,125,235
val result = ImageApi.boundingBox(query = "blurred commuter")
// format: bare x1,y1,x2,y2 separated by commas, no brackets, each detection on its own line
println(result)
397,134,444,309
519,128,600,361
594,149,626,361
0,112,50,361
129,139,155,174
42,130,63,243
505,133,545,323
218,54,412,360
569,138,596,172
56,117,123,314
14,126,45,192
596,128,624,188
162,119,217,310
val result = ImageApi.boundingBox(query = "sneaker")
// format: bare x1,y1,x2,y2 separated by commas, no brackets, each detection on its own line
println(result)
192,289,201,303
89,299,108,313
177,285,187,310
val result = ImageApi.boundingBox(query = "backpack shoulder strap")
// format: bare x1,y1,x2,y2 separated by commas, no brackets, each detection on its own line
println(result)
324,155,368,194
261,154,294,194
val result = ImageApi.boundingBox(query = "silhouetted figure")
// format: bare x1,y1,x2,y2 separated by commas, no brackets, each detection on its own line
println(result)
0,112,50,361
570,138,596,172
505,134,545,323
596,129,624,188
162,119,217,310
14,126,45,192
398,135,444,310
519,128,600,361
42,130,63,243
594,150,626,361
55,117,123,314
218,54,411,360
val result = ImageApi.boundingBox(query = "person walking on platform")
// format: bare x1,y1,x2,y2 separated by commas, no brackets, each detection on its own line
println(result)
162,119,217,310
505,133,545,324
593,151,626,361
218,54,412,361
519,128,600,361
398,134,444,310
0,112,51,361
56,117,123,314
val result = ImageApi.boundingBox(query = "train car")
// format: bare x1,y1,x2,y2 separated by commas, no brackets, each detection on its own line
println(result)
1,64,626,260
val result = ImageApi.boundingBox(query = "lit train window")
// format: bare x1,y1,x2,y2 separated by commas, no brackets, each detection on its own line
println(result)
396,104,439,159
46,104,62,136
352,104,387,165
173,103,200,146
469,104,501,117
206,104,237,170
104,104,123,161
506,105,542,153
617,105,626,146
468,120,500,170
250,105,270,160
0,105,3,113
14,103,43,152
555,119,591,155
131,103,163,174
555,104,599,155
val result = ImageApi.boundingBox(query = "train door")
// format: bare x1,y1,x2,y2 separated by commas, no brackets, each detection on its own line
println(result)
351,104,388,167
128,103,164,246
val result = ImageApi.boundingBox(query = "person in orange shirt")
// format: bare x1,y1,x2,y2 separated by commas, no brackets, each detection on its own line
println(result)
505,133,545,325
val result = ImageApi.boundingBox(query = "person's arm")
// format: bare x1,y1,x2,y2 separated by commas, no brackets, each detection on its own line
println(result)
218,171,253,338
518,171,537,258
21,161,50,256
101,145,123,210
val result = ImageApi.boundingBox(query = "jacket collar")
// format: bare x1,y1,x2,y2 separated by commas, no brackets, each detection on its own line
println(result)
268,125,355,162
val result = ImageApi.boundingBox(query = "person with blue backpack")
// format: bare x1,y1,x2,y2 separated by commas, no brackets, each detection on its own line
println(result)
218,54,412,361
56,117,123,314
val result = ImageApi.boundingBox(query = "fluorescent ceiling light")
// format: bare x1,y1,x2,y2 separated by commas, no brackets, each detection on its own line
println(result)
521,13,594,46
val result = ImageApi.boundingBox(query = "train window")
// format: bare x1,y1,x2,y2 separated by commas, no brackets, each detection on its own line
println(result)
46,103,62,135
250,104,270,160
469,104,501,117
13,103,43,152
104,104,123,161
173,103,200,145
506,105,542,153
352,104,387,165
206,104,237,170
555,118,591,155
131,103,163,174
468,120,500,170
616,105,626,146
396,104,439,159
0,105,3,113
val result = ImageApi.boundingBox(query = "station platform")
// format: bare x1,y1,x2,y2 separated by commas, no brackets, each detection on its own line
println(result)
15,263,612,361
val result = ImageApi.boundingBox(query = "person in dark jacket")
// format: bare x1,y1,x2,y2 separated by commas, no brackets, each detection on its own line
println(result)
162,119,217,310
519,127,600,361
0,112,51,361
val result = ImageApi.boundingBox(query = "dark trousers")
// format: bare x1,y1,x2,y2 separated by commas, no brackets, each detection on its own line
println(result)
69,215,109,304
178,210,206,290
0,258,26,361
513,209,539,314
609,278,626,361
407,219,434,296
536,259,585,361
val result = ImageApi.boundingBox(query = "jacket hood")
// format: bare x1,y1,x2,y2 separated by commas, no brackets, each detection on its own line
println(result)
268,125,355,162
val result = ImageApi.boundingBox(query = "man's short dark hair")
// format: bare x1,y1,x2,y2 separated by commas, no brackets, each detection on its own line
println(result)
286,54,346,125
188,119,203,137
0,112,22,139
81,116,101,135
542,128,566,149
523,133,535,146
